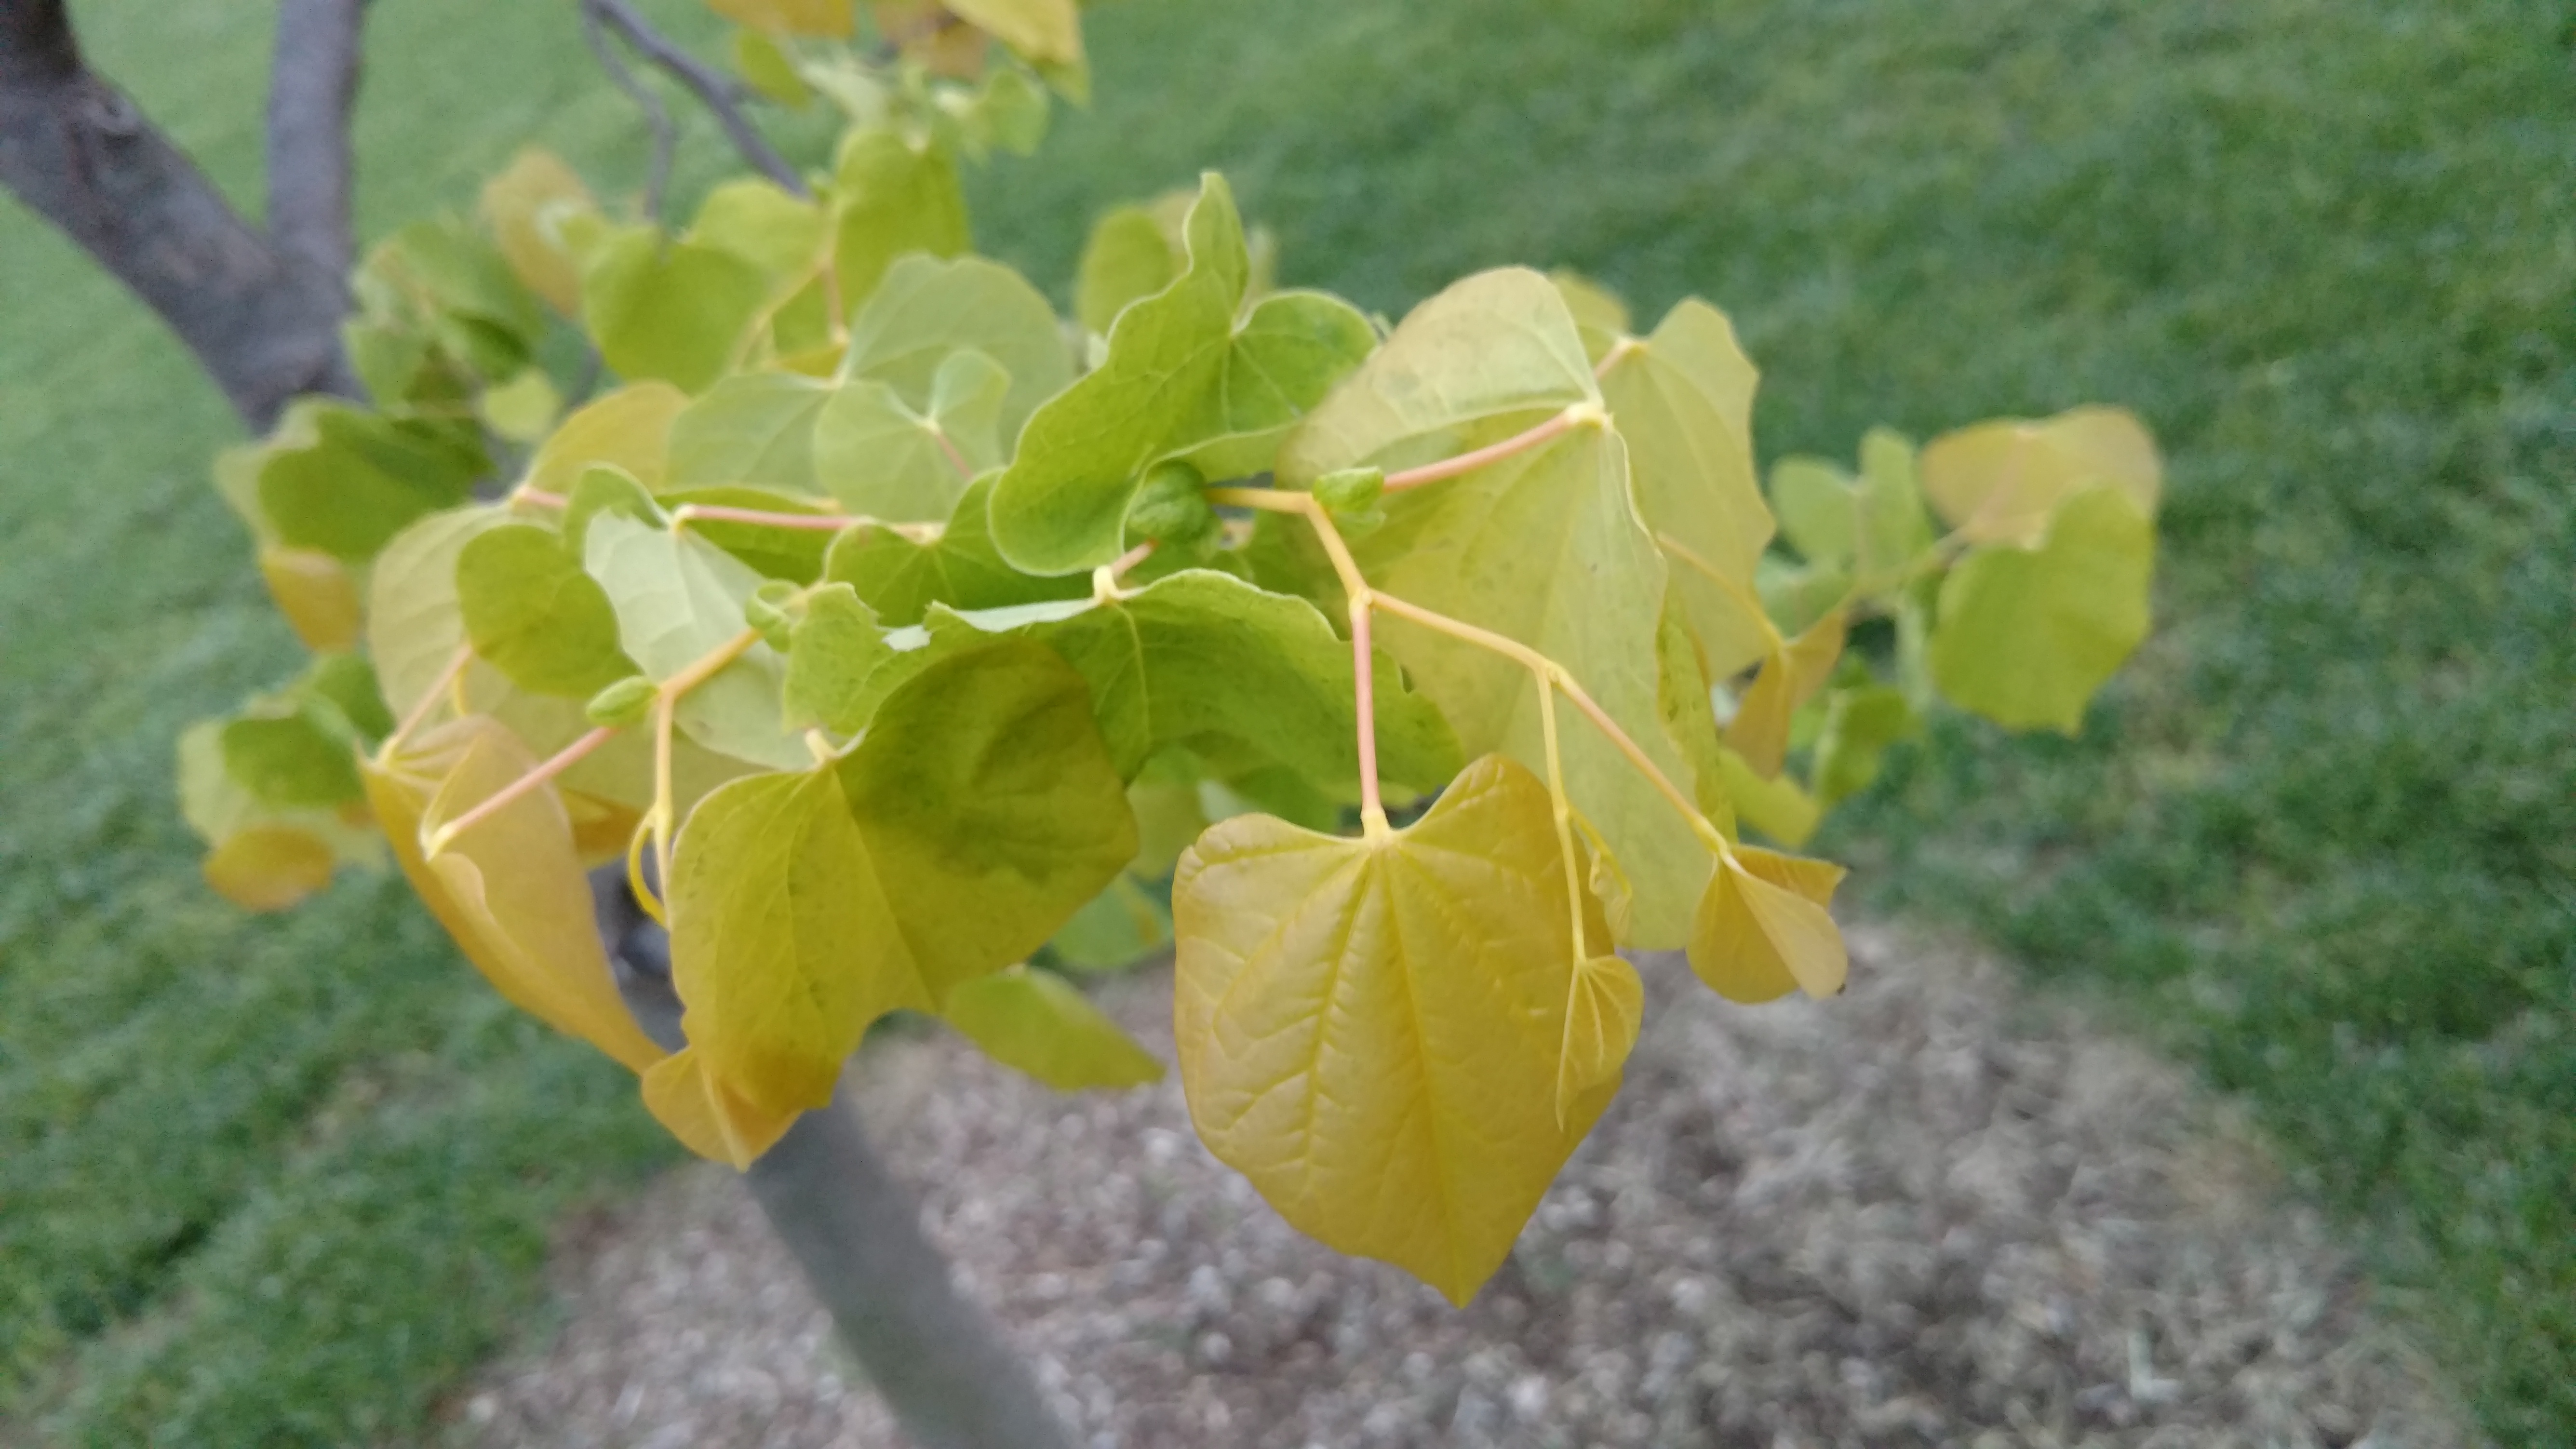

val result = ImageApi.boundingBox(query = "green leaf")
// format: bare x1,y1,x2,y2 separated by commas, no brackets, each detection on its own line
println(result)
832,127,970,309
669,767,882,1115
660,486,840,582
1929,484,2155,734
1720,748,1820,848
731,28,814,107
781,582,891,732
1597,297,1773,679
1810,683,1916,807
1173,754,1620,1305
1766,429,1932,597
300,653,397,742
479,146,597,317
810,351,1005,520
582,513,806,769
257,403,488,563
824,474,1089,626
1689,844,1847,1003
944,965,1164,1089
666,372,836,495
454,524,638,698
1278,266,1596,486
222,703,362,810
583,228,771,394
561,463,667,555
1919,405,2161,547
909,569,1463,796
989,175,1372,573
843,253,1073,444
1356,422,1710,950
1073,204,1175,336
830,638,1138,995
1049,874,1173,971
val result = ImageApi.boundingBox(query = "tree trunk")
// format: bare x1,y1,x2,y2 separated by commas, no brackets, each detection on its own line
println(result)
604,880,1083,1449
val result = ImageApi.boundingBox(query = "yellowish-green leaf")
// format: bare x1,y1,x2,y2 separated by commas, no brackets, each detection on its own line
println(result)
1919,405,2161,547
525,382,691,497
670,767,885,1115
1723,609,1846,779
1173,754,1620,1305
583,228,771,393
369,718,668,1073
689,177,828,287
944,965,1164,1089
1549,268,1631,366
1720,746,1820,848
259,546,362,653
1811,684,1916,807
1279,266,1597,486
1929,484,2154,734
702,0,850,37
824,474,1089,626
641,1046,799,1169
257,404,488,563
843,253,1072,444
202,825,337,912
810,351,1005,520
1599,297,1773,678
832,127,970,308
1689,843,1848,1004
781,582,890,732
583,513,805,769
945,0,1081,65
1074,204,1177,336
1357,422,1710,950
1556,952,1642,1127
732,28,814,106
478,147,595,316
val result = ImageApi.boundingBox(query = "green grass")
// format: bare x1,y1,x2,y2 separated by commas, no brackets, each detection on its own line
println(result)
3,0,2569,1442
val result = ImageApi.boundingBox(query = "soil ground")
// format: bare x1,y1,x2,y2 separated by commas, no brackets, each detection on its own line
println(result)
447,927,2467,1449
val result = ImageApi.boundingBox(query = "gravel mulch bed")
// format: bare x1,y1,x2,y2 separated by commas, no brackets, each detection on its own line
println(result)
447,926,2468,1449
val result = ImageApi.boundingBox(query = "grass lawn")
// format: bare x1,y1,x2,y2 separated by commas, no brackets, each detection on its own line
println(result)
3,0,2568,1442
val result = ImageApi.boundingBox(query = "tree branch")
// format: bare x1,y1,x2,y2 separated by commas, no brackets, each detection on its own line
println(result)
581,0,807,199
577,0,678,220
266,0,366,280
0,0,357,429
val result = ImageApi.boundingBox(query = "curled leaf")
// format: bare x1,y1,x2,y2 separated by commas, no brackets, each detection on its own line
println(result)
202,826,337,912
943,965,1165,1090
1688,844,1848,1004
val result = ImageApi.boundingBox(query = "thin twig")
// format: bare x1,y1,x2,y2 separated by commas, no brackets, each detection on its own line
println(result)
584,0,808,199
578,0,677,220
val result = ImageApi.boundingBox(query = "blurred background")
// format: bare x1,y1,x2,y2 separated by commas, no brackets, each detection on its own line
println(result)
0,0,2567,1443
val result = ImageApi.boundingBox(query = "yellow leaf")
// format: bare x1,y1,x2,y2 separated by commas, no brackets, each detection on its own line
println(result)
202,826,336,912
642,1046,799,1168
873,0,992,76
1919,405,2161,547
1688,844,1848,1004
1173,755,1618,1305
364,719,667,1074
1556,952,1641,1127
479,147,596,317
704,0,852,38
257,546,363,654
1722,608,1847,778
523,382,691,498
944,965,1166,1090
944,0,1081,65
561,787,644,868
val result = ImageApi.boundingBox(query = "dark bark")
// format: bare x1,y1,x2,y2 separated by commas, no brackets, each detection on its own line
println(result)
265,0,364,279
583,0,807,199
0,0,358,429
598,874,1083,1449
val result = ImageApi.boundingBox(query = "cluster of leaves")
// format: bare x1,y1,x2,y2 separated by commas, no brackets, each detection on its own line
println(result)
180,0,2160,1304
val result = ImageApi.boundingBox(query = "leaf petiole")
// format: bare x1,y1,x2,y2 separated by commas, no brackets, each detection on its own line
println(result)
1380,402,1604,494
382,644,476,759
423,724,617,857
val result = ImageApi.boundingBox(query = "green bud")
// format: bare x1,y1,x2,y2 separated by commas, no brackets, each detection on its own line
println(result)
1332,507,1388,538
585,675,659,729
743,587,798,652
1125,459,1218,546
1312,466,1386,514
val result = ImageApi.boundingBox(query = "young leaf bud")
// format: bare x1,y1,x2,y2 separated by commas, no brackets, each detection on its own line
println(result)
585,675,659,729
1313,466,1386,514
744,580,802,650
1332,507,1388,538
1125,459,1218,546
